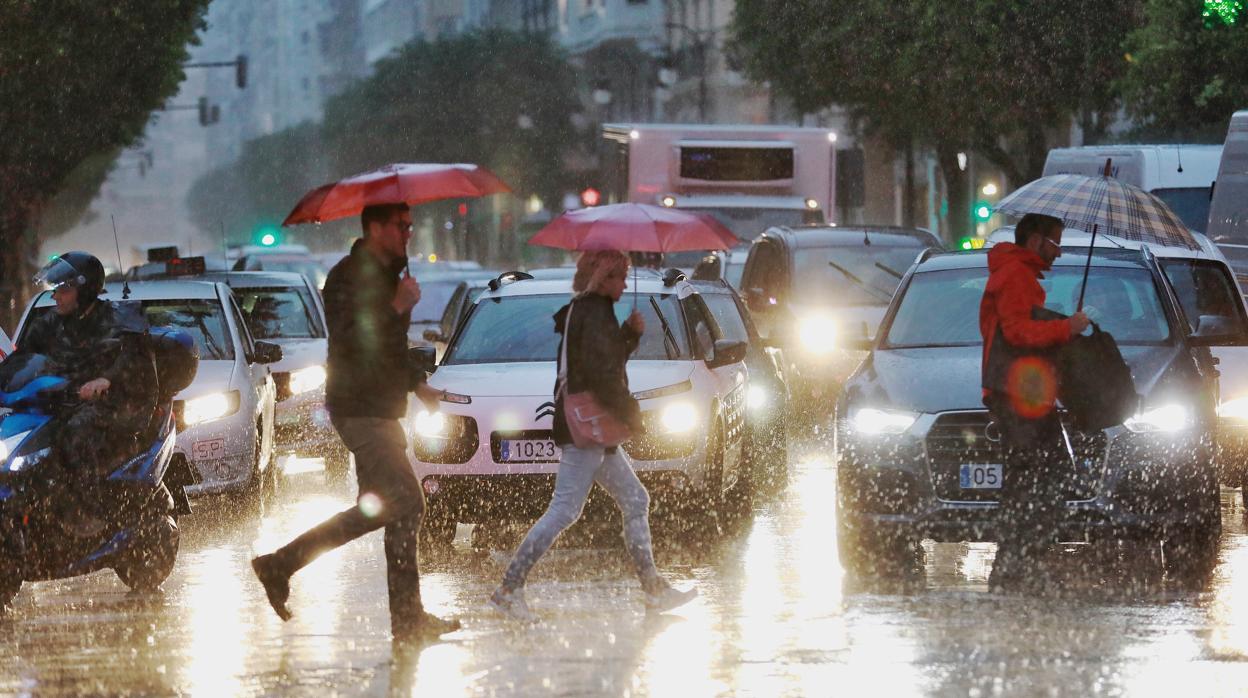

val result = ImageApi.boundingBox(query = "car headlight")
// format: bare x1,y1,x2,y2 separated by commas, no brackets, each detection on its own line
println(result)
798,315,836,354
289,365,326,394
1218,396,1248,422
413,409,448,438
183,391,240,425
747,384,769,410
849,407,918,435
1125,403,1192,434
659,401,698,433
9,447,51,473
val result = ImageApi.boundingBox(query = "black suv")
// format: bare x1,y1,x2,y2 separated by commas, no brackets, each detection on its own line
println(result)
835,247,1247,580
739,226,941,413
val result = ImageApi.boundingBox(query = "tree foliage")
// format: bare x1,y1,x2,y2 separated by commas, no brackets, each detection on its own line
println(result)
730,1,1138,237
0,1,210,328
1121,0,1248,141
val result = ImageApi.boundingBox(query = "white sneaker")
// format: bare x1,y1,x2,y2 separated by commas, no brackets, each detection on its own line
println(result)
488,586,537,623
644,585,697,613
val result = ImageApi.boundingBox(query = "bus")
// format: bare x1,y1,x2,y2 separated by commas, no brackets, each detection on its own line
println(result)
1208,111,1248,273
600,124,837,265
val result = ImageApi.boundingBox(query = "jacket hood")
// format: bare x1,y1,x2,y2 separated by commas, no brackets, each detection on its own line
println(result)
988,242,1050,275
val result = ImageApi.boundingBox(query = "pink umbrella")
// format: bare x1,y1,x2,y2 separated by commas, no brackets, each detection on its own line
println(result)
282,163,511,226
528,202,737,253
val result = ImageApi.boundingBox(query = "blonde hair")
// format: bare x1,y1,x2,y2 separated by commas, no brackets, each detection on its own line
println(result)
572,249,630,297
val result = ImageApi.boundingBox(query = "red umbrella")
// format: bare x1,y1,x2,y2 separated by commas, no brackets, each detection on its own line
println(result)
528,202,737,253
282,163,511,226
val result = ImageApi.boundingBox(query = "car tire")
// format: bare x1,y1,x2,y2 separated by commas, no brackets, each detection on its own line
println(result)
689,423,728,540
748,424,788,495
114,512,180,593
420,505,457,550
243,423,278,516
836,507,920,579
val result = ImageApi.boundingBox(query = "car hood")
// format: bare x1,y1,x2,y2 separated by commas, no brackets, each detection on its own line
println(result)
175,360,237,401
847,344,1184,414
264,337,325,372
430,361,695,398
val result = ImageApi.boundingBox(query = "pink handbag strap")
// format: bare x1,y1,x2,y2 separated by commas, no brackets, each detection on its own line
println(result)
557,299,575,396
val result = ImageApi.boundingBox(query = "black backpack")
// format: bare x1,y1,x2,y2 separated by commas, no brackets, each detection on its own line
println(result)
1054,322,1139,431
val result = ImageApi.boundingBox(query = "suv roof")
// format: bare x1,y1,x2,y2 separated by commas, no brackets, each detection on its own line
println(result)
916,248,1154,273
761,225,941,249
476,274,695,302
987,226,1225,262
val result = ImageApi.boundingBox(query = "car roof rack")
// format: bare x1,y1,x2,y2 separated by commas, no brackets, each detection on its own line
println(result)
488,270,534,291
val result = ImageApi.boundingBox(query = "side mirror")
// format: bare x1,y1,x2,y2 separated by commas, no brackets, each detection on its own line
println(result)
253,340,283,365
1189,314,1245,346
707,339,748,368
409,345,437,375
423,328,446,344
692,255,722,281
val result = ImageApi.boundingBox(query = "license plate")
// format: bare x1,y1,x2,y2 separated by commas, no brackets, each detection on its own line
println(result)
192,438,225,461
500,439,560,462
959,463,1003,489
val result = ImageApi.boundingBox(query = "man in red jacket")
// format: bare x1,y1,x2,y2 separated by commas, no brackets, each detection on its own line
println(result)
980,213,1089,591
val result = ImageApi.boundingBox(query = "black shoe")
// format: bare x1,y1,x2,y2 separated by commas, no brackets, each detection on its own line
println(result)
395,611,460,641
251,554,292,621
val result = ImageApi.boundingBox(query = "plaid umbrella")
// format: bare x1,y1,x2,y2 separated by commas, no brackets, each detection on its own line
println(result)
993,173,1197,250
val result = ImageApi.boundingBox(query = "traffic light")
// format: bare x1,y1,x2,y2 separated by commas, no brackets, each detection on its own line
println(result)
958,236,986,251
235,54,248,89
973,201,993,223
1204,0,1243,27
254,225,281,247
580,187,601,207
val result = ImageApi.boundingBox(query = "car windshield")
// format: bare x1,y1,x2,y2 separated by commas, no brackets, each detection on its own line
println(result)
143,299,235,360
794,244,923,306
444,293,690,364
884,266,1171,348
256,260,328,289
410,281,461,324
1153,187,1211,234
234,287,324,339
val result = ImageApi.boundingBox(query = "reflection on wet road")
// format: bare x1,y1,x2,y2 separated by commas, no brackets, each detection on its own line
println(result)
5,444,1248,695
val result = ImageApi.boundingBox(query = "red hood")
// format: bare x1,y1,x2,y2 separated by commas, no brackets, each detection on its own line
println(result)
987,242,1049,275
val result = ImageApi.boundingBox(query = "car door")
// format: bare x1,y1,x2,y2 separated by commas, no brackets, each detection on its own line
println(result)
684,294,748,487
432,282,468,360
225,289,276,474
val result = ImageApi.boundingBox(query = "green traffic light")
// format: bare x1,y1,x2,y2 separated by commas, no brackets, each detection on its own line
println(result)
1204,0,1243,26
961,239,973,250
973,202,992,222
260,232,277,246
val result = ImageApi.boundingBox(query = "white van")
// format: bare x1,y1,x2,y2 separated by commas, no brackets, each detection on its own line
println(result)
1208,111,1248,272
1043,145,1222,234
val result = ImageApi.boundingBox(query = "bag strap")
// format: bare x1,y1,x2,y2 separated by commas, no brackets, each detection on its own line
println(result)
557,300,574,394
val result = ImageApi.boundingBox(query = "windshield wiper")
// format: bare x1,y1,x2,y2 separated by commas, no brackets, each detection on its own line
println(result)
874,261,904,280
649,297,680,360
828,261,893,302
184,304,225,358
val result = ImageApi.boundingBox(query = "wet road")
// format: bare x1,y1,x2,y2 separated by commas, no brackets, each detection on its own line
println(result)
5,440,1248,696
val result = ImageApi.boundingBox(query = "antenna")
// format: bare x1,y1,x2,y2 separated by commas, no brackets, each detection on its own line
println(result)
220,220,229,270
111,215,131,300
1176,144,1184,173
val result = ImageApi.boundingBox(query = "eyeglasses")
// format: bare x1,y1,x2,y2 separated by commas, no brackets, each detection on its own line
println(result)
390,220,414,234
1042,237,1062,251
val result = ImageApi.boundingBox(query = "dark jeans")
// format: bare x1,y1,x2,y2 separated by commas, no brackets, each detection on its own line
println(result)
271,416,426,631
986,395,1072,587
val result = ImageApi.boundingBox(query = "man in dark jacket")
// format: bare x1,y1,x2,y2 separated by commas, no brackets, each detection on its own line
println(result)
2,252,158,528
979,213,1089,591
251,203,458,643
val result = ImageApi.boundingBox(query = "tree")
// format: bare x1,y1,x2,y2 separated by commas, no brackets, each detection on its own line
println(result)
188,123,336,248
730,1,1138,239
0,1,210,329
321,29,580,216
1121,0,1248,141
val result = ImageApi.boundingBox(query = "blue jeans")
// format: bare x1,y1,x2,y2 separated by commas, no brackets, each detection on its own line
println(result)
502,444,661,592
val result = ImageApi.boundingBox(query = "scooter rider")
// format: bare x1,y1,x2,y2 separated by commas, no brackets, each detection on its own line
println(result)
0,252,158,522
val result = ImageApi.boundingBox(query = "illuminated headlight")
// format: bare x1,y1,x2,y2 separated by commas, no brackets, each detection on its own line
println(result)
659,401,698,433
1218,396,1248,422
798,315,836,354
747,384,769,410
850,407,918,435
183,391,240,425
1125,403,1192,434
289,365,327,394
413,409,448,438
9,447,51,472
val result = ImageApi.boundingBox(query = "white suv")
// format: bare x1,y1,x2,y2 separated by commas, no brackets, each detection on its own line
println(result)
408,271,752,543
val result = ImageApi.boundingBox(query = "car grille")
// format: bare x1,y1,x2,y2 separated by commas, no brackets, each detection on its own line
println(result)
925,411,1107,503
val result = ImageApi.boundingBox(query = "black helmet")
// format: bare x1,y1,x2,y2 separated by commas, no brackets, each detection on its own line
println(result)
34,252,106,300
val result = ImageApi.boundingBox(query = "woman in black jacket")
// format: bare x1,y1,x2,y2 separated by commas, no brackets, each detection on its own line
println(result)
488,250,696,621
